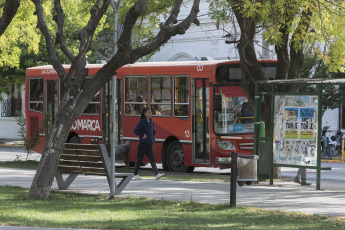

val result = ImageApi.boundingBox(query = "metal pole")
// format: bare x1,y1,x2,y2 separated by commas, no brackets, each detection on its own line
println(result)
269,84,275,185
341,139,345,162
110,0,122,198
230,152,237,208
254,82,260,164
316,84,322,190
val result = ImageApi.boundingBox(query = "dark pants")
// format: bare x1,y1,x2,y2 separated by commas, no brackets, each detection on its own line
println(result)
296,168,307,179
134,142,158,176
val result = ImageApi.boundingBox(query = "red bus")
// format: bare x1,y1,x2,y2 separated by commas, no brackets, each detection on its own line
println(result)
25,60,276,172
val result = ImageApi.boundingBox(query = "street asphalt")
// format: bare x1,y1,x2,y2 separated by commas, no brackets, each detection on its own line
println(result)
0,142,345,229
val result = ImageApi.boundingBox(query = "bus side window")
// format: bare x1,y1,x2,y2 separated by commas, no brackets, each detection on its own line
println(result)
150,75,171,116
124,76,148,115
83,91,100,115
29,78,44,113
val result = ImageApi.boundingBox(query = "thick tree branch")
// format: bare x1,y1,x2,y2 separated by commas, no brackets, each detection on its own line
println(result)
68,0,110,98
129,0,200,62
163,0,183,26
54,0,74,61
0,0,20,37
274,7,292,80
115,0,148,59
53,0,111,99
32,0,67,80
288,5,313,79
77,0,110,59
231,0,266,86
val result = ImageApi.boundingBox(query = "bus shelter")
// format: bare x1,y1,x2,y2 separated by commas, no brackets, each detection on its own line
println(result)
253,78,342,190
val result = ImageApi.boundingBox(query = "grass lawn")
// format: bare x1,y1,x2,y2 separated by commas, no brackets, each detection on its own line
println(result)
0,186,344,230
0,160,39,170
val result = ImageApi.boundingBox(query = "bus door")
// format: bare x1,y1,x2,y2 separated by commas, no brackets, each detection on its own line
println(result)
192,79,210,163
102,79,122,147
45,80,58,138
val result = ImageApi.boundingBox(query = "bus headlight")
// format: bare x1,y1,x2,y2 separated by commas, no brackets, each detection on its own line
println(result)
216,139,236,150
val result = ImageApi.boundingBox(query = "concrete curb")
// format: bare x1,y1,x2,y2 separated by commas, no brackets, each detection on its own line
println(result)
0,139,24,147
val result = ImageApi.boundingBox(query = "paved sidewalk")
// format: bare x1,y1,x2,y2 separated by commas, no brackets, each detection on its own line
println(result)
0,139,24,146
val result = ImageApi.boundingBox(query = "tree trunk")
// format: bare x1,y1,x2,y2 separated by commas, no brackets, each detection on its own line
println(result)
231,0,278,178
27,101,84,199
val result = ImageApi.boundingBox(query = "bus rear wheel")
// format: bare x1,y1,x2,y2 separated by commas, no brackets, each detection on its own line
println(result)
166,140,194,173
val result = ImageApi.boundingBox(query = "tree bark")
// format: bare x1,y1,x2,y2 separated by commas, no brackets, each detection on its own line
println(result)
28,103,80,198
0,0,20,37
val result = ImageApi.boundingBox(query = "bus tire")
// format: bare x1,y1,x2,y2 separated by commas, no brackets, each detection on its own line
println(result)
69,136,81,143
166,140,194,173
237,181,245,186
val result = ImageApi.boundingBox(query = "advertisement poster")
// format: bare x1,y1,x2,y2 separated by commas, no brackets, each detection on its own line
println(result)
283,108,299,139
273,96,318,166
299,108,315,140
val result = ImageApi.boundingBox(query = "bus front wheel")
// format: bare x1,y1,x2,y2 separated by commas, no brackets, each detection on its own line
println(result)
166,140,194,173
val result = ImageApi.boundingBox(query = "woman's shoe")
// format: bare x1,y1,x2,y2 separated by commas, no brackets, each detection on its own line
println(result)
155,173,165,180
301,179,311,186
133,174,142,180
294,176,301,184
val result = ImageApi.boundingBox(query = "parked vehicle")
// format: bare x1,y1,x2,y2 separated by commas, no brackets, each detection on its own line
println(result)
325,129,343,157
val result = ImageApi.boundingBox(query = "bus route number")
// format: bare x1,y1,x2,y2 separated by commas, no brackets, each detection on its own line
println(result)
197,65,203,71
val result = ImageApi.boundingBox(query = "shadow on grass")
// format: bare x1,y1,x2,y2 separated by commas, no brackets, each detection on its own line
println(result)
1,186,344,230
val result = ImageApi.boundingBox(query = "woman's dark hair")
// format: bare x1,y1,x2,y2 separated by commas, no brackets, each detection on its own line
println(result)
140,107,150,119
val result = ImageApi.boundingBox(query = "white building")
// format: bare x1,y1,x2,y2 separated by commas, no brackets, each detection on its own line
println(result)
0,86,25,139
148,0,274,62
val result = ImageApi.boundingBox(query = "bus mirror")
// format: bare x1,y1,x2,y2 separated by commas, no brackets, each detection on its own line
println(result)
214,94,222,111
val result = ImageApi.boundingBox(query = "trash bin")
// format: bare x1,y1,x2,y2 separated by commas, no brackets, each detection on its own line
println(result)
237,155,258,182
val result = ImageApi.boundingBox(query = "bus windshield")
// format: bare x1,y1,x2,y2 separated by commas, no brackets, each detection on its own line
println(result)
213,88,254,135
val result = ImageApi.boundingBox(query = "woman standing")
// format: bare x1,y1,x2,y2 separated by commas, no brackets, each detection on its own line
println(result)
133,107,165,180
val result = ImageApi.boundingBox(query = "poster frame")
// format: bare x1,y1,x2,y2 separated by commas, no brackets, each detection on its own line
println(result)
254,80,334,190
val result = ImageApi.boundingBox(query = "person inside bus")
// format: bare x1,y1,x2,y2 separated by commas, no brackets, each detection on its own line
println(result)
133,107,165,180
152,100,162,115
178,105,189,116
240,102,254,123
32,81,43,112
89,104,99,114
125,104,131,114
133,94,145,115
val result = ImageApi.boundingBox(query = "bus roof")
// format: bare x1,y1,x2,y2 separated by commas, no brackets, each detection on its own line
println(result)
120,59,276,68
26,64,104,70
26,60,276,75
